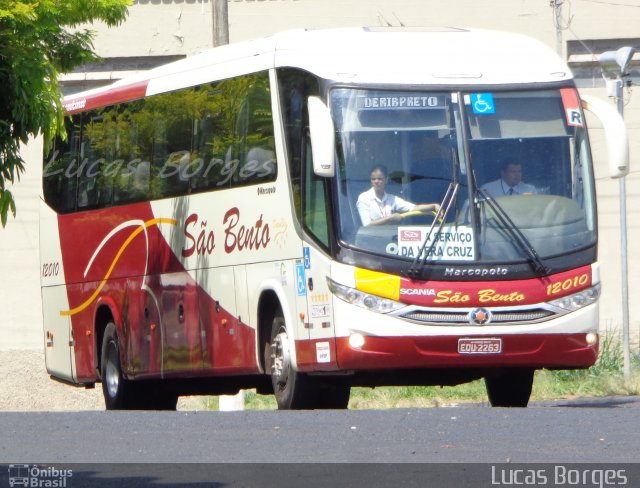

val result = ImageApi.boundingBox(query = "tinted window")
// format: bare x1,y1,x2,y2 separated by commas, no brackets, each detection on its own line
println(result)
43,71,276,213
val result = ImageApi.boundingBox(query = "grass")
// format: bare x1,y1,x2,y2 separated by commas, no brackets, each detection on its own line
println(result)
186,336,640,411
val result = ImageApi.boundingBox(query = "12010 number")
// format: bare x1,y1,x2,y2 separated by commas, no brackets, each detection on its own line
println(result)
42,262,60,277
546,273,589,296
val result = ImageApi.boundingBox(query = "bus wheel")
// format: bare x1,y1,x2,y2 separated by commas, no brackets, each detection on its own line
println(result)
101,322,137,410
484,369,534,408
269,310,316,409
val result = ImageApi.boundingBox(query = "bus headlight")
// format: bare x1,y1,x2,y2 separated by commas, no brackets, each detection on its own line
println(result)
327,277,404,313
549,283,601,311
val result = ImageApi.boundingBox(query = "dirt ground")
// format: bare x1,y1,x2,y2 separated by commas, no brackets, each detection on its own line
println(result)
0,349,202,411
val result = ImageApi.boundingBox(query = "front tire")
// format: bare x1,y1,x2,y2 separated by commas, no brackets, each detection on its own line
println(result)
269,310,316,409
485,369,535,407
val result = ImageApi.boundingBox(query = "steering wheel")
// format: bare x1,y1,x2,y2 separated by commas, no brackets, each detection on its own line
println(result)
399,209,442,224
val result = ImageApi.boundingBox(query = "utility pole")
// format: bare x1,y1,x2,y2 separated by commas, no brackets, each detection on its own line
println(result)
550,0,564,56
599,47,636,380
212,0,229,47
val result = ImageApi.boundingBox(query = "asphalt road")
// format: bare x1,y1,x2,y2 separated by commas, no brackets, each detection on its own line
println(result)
1,398,639,486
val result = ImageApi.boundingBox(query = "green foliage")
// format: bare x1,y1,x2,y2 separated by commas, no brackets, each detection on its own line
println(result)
0,0,129,226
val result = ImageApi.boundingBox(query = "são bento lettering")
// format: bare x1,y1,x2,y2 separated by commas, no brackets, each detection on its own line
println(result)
182,207,270,257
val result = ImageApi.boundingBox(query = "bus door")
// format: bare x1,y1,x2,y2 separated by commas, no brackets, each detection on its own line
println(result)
300,246,337,370
299,138,338,370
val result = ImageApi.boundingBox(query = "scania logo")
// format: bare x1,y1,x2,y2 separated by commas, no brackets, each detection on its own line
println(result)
469,307,491,325
400,288,436,296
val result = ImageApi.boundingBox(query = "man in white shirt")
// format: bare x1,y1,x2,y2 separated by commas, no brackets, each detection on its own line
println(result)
357,165,440,226
481,160,537,198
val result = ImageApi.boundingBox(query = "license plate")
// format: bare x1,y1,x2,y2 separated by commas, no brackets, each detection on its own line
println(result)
458,338,502,354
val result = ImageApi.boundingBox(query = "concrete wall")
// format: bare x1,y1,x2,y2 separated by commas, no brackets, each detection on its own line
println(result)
1,138,43,349
6,0,640,349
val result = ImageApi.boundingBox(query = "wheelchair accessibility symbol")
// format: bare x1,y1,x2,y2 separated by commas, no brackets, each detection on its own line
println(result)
296,263,307,296
470,93,495,114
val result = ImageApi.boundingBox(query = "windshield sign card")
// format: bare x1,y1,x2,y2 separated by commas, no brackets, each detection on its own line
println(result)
398,225,475,261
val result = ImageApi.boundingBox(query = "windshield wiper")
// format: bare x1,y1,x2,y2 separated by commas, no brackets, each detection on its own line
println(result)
476,188,549,276
405,181,460,280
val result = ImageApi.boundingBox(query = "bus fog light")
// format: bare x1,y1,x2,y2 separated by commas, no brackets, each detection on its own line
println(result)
586,332,598,346
349,333,365,349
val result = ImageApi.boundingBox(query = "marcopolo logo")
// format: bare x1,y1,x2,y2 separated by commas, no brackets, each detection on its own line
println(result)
8,465,72,487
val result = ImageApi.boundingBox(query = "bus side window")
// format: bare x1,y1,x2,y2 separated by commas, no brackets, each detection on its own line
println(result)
191,114,215,191
153,91,192,198
303,137,330,248
43,115,80,213
158,150,191,197
235,74,276,186
191,72,276,193
78,111,112,210
277,67,320,224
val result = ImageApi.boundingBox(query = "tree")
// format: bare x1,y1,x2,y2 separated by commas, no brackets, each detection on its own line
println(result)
0,0,129,226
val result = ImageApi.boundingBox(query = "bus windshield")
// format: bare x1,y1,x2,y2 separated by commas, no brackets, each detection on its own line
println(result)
332,87,596,266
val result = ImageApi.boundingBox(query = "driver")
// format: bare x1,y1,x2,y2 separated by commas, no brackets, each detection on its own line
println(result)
357,165,440,226
482,160,537,197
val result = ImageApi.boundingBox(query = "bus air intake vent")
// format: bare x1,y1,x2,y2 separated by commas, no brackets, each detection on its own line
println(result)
400,308,555,325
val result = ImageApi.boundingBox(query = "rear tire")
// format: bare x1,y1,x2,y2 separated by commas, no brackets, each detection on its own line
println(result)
269,309,316,409
101,322,178,410
101,322,137,410
485,369,535,407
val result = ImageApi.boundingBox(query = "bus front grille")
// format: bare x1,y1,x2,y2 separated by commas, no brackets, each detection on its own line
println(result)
399,308,555,325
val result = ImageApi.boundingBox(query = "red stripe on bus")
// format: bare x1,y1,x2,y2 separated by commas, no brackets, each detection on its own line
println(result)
328,333,597,371
397,265,592,307
63,80,149,114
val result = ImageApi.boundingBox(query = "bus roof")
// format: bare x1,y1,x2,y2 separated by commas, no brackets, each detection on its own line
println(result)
63,27,573,113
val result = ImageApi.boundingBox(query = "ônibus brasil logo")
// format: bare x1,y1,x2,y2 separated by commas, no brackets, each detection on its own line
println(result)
7,465,72,487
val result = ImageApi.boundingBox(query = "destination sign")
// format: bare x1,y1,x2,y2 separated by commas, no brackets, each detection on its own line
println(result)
359,94,445,110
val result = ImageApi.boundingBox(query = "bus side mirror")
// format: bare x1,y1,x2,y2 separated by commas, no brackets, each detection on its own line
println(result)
308,96,335,177
581,95,629,178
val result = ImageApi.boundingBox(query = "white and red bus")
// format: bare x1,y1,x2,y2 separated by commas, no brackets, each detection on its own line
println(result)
41,27,627,409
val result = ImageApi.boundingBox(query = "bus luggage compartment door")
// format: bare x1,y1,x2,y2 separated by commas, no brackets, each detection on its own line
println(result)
42,286,75,382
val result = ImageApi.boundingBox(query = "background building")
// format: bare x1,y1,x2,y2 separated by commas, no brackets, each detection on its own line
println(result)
4,0,639,350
